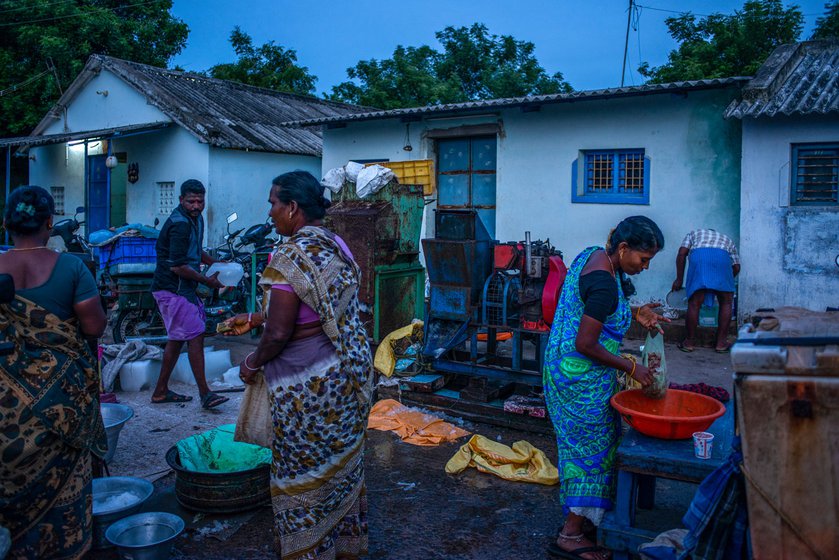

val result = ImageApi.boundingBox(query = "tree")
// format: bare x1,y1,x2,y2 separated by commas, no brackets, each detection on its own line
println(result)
330,23,571,109
0,0,188,138
209,27,317,96
639,0,803,83
812,1,839,39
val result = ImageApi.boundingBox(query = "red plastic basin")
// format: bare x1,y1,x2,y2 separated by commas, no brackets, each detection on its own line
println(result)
610,389,726,440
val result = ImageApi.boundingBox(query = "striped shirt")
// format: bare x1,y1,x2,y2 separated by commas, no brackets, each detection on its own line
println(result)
680,229,740,265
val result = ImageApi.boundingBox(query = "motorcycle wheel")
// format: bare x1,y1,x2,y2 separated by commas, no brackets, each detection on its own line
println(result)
112,309,166,344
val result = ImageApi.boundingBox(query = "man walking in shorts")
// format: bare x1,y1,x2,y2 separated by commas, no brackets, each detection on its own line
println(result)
151,179,228,409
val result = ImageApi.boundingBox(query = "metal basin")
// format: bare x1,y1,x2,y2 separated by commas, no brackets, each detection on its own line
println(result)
165,446,270,513
105,512,184,560
101,403,134,463
92,476,154,549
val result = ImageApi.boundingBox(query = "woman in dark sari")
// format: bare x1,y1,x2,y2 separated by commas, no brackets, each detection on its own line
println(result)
0,186,107,559
543,216,666,560
222,171,372,559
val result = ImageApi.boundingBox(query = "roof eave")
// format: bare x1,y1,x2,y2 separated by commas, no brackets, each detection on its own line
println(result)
281,78,750,128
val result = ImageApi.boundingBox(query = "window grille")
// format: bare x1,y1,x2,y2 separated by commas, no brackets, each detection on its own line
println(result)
791,144,838,206
157,182,176,214
574,149,649,204
50,186,65,215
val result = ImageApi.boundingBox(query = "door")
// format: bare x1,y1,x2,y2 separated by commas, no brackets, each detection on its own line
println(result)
87,154,109,234
436,136,497,238
109,159,127,227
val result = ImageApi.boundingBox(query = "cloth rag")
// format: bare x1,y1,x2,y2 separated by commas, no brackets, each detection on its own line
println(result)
445,434,559,486
367,399,469,446
101,340,163,391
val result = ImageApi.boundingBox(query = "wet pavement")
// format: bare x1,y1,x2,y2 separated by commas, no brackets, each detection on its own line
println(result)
90,334,734,559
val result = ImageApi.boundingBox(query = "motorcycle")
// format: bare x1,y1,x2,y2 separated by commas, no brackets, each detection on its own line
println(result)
51,206,96,267
110,212,273,344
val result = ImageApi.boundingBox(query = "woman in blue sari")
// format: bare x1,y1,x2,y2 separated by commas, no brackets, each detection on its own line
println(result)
544,216,666,560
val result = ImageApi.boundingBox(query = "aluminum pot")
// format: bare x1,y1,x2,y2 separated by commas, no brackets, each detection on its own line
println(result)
92,476,154,549
101,403,134,463
105,512,184,560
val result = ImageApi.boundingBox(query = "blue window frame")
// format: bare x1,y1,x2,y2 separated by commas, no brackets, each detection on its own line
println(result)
437,136,497,237
791,143,838,206
571,149,650,204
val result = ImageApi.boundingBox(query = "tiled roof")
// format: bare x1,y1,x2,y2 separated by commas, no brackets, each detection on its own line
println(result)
725,40,839,119
280,78,748,127
33,55,365,156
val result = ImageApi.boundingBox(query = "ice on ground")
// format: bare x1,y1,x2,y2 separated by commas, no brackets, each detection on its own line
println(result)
93,491,140,514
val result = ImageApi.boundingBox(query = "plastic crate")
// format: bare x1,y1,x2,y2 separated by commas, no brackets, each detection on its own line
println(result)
98,237,157,269
365,160,436,195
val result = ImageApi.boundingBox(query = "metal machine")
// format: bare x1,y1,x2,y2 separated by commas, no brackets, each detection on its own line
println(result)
422,209,566,388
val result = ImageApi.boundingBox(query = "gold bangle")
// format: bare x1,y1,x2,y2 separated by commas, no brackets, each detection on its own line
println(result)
621,354,637,378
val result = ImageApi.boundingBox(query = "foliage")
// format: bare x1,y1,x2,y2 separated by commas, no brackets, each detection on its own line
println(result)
209,27,317,96
812,1,839,39
638,0,803,83
330,23,571,109
0,0,188,138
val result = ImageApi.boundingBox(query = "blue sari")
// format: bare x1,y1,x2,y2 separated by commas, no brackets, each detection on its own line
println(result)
543,246,631,524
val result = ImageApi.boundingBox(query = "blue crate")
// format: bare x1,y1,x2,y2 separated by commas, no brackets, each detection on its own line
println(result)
98,237,157,269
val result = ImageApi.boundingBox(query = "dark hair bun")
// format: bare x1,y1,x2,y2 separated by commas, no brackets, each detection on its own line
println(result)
4,185,55,235
321,195,332,210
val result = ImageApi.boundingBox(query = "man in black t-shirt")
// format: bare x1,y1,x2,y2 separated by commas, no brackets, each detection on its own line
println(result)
150,179,228,409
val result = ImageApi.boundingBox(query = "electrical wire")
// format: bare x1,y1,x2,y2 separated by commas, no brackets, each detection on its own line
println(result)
0,0,81,16
0,0,162,27
0,68,51,97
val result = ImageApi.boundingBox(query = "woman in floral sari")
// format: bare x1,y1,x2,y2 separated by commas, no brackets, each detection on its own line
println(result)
222,171,372,559
0,186,107,559
543,216,666,560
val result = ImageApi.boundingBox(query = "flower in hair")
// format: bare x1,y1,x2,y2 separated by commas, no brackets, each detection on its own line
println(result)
15,202,36,217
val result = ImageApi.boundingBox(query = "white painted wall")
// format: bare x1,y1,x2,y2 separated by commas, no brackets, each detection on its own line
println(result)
40,70,170,135
739,114,839,317
321,89,742,304
207,147,321,247
30,127,209,241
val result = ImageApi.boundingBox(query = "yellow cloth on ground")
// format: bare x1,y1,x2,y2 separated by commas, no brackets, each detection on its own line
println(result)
373,321,424,377
445,434,559,485
367,398,470,446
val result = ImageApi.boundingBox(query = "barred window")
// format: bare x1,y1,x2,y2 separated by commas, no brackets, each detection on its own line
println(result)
573,149,649,204
791,144,838,206
157,182,176,214
50,186,65,215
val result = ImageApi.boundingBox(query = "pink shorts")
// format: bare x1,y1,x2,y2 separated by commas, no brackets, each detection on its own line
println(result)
152,291,206,341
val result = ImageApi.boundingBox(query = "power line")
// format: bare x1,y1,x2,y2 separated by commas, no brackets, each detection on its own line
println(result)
0,0,81,16
0,0,161,27
636,3,824,18
0,68,51,97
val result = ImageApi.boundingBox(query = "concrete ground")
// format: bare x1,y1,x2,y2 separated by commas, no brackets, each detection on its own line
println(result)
91,332,734,560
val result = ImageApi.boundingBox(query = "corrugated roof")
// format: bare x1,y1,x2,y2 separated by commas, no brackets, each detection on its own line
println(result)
280,77,749,127
0,121,170,149
31,55,364,156
725,40,839,119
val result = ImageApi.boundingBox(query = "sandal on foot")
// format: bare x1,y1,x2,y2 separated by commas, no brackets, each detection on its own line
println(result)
677,341,695,353
548,533,610,560
201,391,229,410
715,343,732,353
151,390,193,404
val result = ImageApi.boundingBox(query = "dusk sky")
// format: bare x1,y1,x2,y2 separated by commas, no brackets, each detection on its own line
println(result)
170,0,827,96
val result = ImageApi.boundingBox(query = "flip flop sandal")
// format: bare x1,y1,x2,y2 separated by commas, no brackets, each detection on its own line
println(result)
715,344,732,353
151,390,193,404
547,542,610,560
677,341,695,353
201,391,229,410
